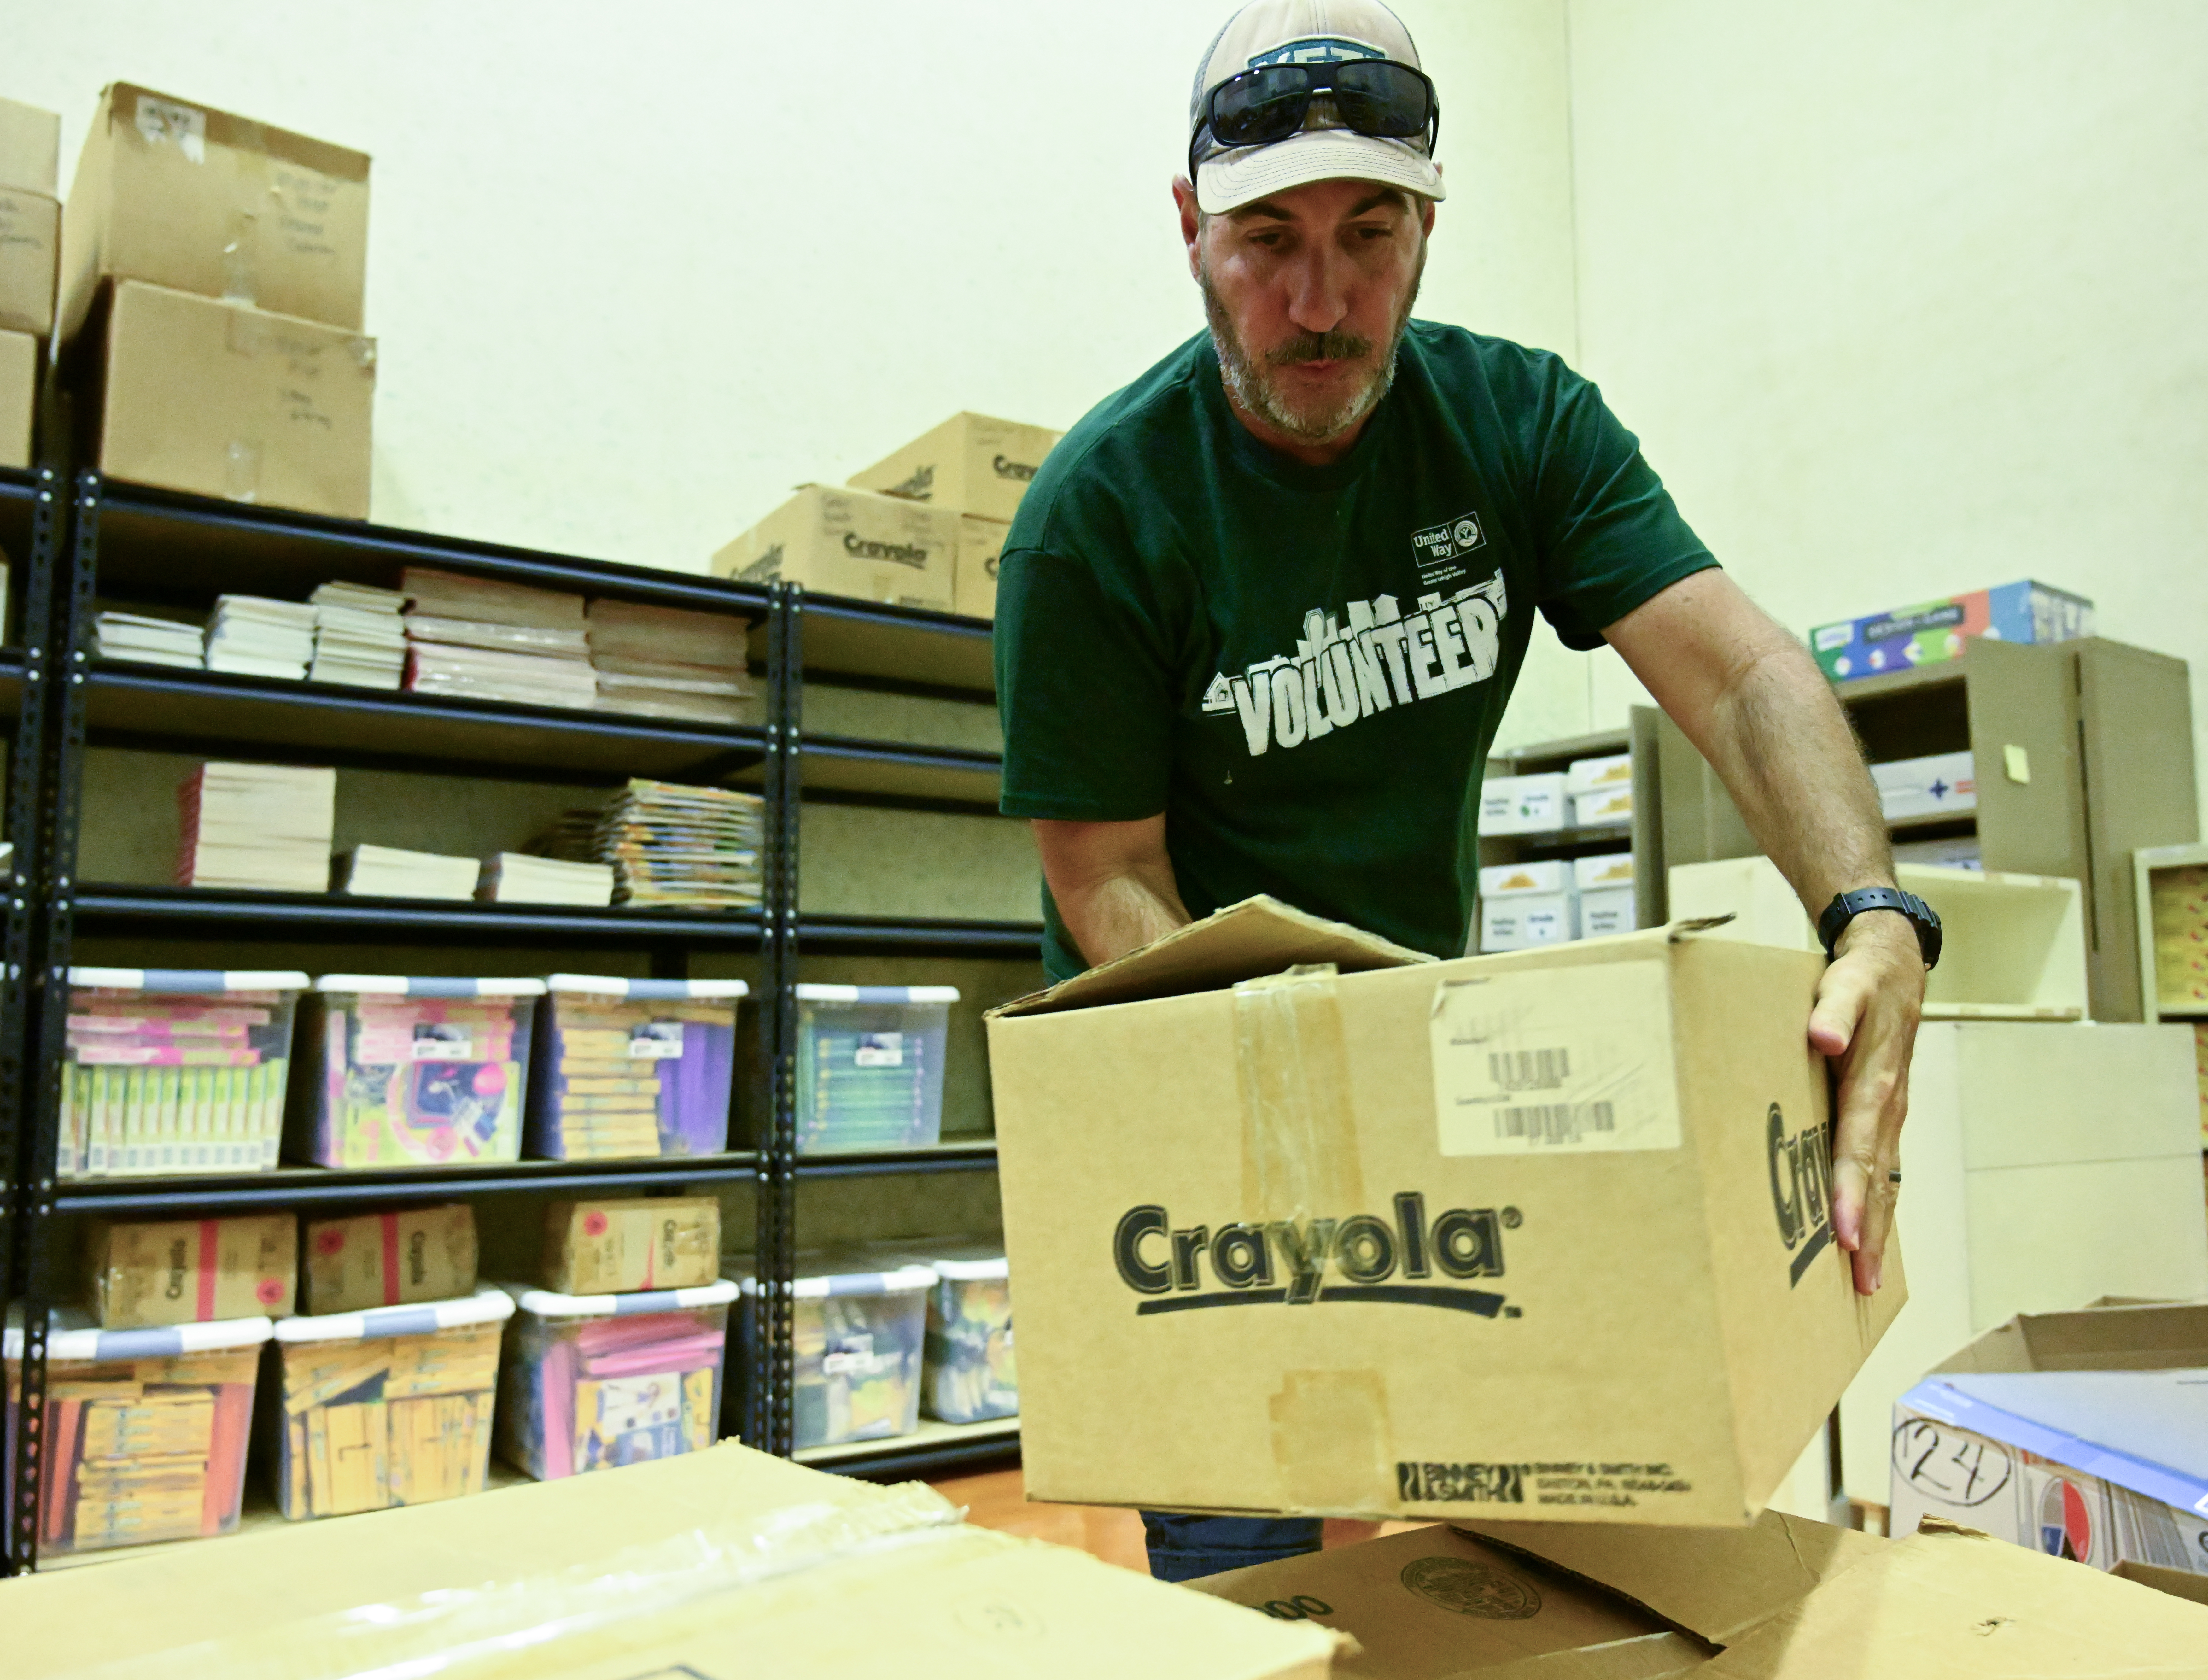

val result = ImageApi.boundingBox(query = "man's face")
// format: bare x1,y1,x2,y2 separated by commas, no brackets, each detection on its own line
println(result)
1180,175,1432,448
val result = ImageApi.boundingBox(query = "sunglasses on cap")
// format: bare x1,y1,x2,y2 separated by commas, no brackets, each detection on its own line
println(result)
1189,57,1440,185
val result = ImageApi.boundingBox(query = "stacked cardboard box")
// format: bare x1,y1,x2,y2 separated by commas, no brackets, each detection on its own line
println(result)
61,84,375,517
849,411,1060,620
0,95,60,468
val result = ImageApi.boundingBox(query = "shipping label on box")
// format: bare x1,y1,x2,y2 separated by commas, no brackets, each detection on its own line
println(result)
0,327,31,470
848,410,1063,523
87,1213,297,1327
710,484,958,612
98,282,375,518
986,898,1904,1526
542,1195,721,1294
1479,858,1568,898
1580,885,1637,938
1811,581,2094,682
1872,751,1976,822
60,83,371,342
1480,892,1574,953
0,96,60,198
303,1203,479,1315
0,189,58,337
1478,772,1566,835
956,512,1007,621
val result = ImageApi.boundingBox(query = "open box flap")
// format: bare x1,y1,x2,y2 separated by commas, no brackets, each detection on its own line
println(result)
1452,1509,1886,1646
1932,1300,2208,1375
987,894,1433,1019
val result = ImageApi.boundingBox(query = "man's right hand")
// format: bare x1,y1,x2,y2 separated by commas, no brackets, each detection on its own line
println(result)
1031,814,1192,969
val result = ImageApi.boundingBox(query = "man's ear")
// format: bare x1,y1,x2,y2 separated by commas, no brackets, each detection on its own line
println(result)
1172,174,1202,278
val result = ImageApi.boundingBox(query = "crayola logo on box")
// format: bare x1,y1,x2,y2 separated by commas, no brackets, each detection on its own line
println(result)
1112,1191,1522,1317
1767,1101,1835,1285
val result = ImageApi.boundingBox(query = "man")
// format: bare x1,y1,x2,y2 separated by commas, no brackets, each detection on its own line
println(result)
994,0,1933,1582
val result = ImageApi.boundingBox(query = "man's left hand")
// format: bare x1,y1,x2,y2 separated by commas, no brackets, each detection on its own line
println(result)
1806,910,1926,1295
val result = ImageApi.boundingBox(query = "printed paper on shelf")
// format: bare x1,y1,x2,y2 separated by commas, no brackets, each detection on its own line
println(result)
1430,961,1681,1155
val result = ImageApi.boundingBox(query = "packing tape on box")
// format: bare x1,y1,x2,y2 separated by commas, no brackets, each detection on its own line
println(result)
1233,963,1364,1223
223,121,273,307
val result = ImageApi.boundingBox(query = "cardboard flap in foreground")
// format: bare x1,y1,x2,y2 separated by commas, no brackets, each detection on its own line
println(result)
988,894,1433,1018
1454,1509,1885,1646
1700,1519,2208,1676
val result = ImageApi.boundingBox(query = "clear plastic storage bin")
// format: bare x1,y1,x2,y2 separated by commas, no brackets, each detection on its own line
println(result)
5,1311,271,1555
527,975,748,1160
59,967,308,1178
294,976,544,1167
793,985,958,1155
266,1287,512,1519
910,1244,1016,1425
734,1257,935,1449
496,1279,736,1480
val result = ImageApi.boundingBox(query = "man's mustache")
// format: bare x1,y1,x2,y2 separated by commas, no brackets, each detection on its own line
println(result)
1265,329,1375,366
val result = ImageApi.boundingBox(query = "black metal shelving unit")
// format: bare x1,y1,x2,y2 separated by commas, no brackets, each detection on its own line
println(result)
0,472,1038,1571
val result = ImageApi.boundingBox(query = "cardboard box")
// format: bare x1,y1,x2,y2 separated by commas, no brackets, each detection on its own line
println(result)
85,1213,297,1327
710,483,957,612
0,96,60,197
1192,1505,2208,1677
1572,786,1634,828
1574,851,1635,891
302,1202,479,1315
847,410,1063,523
1887,1302,2208,1580
1872,749,1976,821
1565,752,1633,796
0,326,31,469
94,281,375,518
2,1442,1337,1680
60,82,371,342
957,511,1007,620
986,896,1903,1526
1812,580,2093,682
1835,1024,2208,1508
1478,772,1566,835
541,1194,720,1294
1479,858,1569,898
1480,891,1574,952
1579,884,1637,938
0,187,58,337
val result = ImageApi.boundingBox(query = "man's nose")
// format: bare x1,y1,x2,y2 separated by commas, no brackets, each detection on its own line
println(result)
1283,243,1354,337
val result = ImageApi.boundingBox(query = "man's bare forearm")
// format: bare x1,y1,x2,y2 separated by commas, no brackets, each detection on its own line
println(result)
1059,869,1191,968
1030,814,1193,969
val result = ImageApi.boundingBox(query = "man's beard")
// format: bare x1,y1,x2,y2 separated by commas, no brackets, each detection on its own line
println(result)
1200,251,1423,445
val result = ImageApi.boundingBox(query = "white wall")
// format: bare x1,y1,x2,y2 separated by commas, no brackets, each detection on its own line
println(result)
1562,0,2208,807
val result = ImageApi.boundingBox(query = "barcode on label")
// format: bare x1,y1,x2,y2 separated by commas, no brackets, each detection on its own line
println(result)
1489,1047,1571,1092
1497,1101,1615,1146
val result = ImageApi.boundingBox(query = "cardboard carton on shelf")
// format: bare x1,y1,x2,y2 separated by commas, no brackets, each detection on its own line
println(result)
1478,770,1566,834
0,95,60,197
84,1213,297,1327
848,409,1064,523
90,281,375,518
59,82,371,342
956,511,1007,621
540,1193,720,1294
1873,748,1976,822
1192,1502,2208,1677
0,185,58,337
2,1443,1339,1680
1811,579,2094,682
0,326,31,469
986,896,1904,1527
301,1202,479,1316
710,483,957,613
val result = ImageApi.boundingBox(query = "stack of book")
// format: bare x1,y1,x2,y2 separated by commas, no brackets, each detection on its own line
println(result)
476,851,615,907
402,566,595,711
204,596,317,680
595,779,765,909
585,600,755,725
333,843,480,901
177,762,338,893
310,582,408,688
93,611,204,669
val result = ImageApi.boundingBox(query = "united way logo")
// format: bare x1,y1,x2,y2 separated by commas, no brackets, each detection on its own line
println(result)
1412,510,1487,586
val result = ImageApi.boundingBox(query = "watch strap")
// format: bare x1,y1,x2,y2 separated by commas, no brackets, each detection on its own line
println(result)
1818,886,1942,969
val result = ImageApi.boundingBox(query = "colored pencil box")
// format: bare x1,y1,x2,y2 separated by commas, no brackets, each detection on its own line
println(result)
526,975,747,1161
733,1257,934,1449
792,984,958,1155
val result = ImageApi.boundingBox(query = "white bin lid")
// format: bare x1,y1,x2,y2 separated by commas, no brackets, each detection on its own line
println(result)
793,985,960,1004
68,967,308,994
314,975,548,996
273,1285,515,1343
500,1278,739,1319
727,1261,938,1298
5,1308,274,1363
545,974,750,1000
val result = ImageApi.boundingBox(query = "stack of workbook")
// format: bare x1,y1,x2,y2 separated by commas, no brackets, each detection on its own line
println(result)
476,852,615,907
204,596,317,679
334,843,480,900
177,762,338,893
402,566,595,710
595,779,765,909
93,611,204,668
585,600,754,725
311,581,408,688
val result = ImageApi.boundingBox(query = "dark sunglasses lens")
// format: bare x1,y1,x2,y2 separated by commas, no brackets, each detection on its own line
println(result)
1331,61,1431,137
1211,66,1311,145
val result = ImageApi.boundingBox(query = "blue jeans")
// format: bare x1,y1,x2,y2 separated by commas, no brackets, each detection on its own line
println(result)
1141,1511,1324,1583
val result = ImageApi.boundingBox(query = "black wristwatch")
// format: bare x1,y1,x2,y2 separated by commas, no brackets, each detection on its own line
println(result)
1818,887,1942,969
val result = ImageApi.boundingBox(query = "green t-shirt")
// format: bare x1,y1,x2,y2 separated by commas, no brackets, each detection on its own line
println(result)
995,322,1716,982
